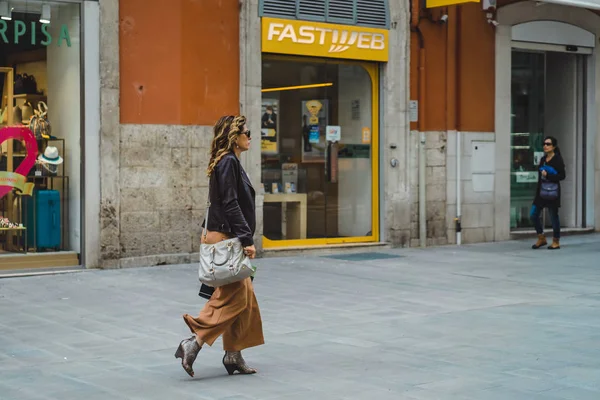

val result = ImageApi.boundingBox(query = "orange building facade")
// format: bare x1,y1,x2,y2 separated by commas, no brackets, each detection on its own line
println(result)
91,0,600,268
97,0,414,268
409,0,600,246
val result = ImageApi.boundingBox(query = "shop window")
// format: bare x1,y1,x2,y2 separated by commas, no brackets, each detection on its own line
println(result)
0,3,81,262
261,57,375,245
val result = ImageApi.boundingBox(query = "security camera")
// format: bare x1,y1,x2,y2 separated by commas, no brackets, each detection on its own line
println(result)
440,14,448,24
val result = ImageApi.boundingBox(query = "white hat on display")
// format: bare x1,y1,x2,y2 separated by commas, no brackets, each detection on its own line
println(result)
38,146,63,165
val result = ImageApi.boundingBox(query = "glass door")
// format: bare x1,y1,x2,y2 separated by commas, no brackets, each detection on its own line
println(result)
260,56,378,247
510,51,546,230
510,49,587,231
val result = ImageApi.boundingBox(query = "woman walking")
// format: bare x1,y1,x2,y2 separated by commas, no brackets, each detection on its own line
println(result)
175,115,264,378
531,136,566,250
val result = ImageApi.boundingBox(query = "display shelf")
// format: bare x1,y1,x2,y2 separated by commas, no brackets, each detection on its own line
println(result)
4,93,47,109
11,94,47,100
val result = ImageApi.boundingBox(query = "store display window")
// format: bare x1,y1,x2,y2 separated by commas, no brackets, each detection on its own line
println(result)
261,56,379,248
0,1,81,263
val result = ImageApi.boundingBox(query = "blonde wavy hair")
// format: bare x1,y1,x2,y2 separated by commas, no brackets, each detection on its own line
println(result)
206,115,247,176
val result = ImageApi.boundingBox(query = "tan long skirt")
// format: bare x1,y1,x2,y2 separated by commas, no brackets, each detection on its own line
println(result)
183,277,264,352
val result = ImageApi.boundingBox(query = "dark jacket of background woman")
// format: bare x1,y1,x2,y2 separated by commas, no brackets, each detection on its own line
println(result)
200,153,256,299
533,153,566,209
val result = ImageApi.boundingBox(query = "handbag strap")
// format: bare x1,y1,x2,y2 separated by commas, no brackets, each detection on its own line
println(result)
202,178,211,240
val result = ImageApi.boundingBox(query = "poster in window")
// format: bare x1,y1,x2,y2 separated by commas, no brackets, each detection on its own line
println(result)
301,99,328,162
261,99,279,154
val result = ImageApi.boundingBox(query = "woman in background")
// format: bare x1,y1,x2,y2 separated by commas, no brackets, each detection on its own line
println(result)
531,136,566,250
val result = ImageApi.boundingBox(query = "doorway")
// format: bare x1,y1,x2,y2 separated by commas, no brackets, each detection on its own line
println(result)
510,49,588,230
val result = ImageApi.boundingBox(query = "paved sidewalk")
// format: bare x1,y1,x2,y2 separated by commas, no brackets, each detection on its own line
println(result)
1,235,600,399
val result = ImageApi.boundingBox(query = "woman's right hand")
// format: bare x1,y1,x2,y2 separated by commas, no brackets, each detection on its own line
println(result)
244,245,256,259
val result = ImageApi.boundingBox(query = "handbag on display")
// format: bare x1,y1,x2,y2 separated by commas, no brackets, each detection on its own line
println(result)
198,186,256,288
14,73,38,94
28,102,52,139
21,102,34,125
0,105,23,125
12,104,22,124
14,74,25,94
24,74,38,94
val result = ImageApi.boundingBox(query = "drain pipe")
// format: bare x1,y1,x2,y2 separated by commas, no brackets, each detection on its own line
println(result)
416,26,427,248
454,6,462,246
456,131,462,245
412,0,427,248
420,131,427,247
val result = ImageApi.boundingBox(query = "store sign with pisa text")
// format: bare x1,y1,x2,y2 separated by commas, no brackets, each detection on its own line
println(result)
0,20,72,47
262,17,389,62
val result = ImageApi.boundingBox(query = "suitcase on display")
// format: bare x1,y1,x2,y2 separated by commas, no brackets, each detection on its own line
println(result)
23,189,61,250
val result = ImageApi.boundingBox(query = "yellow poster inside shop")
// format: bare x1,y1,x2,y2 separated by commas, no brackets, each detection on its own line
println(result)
427,0,480,7
262,17,389,62
261,99,279,154
261,134,278,153
361,127,371,144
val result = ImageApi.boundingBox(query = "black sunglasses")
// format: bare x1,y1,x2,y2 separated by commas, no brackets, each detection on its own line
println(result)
241,130,251,139
543,142,553,146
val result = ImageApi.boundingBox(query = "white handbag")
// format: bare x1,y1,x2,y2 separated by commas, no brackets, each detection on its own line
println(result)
198,191,256,288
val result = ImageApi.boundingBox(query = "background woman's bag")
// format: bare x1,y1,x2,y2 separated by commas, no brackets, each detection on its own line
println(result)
540,179,559,200
539,165,559,201
198,188,256,288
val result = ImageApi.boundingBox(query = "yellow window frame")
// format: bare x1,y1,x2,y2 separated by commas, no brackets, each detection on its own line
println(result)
261,54,380,248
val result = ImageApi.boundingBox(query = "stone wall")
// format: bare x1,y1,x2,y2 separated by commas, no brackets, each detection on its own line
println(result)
239,0,264,254
117,125,212,268
382,0,412,246
409,131,449,247
446,131,496,244
406,130,499,247
99,0,120,268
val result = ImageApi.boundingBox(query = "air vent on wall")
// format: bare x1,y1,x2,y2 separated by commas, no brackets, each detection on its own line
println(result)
260,0,389,28
356,0,388,28
328,0,355,24
262,0,296,19
298,0,326,20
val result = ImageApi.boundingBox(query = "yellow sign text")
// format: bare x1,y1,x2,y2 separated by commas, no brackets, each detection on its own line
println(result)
262,18,389,62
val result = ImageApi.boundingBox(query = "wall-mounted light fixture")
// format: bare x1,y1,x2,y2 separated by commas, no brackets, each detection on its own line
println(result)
0,1,12,21
261,83,333,93
39,3,51,24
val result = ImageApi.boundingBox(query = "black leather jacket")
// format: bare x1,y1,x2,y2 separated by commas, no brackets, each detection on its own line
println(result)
205,153,256,247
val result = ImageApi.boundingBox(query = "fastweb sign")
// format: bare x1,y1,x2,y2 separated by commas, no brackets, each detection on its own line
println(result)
262,17,388,62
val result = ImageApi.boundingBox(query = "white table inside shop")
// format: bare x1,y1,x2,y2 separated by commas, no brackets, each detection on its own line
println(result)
263,193,307,240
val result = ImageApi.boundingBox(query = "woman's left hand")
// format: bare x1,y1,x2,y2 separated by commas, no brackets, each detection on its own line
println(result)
541,170,547,178
244,245,256,259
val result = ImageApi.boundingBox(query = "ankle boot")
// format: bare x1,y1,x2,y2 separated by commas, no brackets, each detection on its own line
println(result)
175,336,201,377
222,351,257,375
548,238,560,250
532,234,547,249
